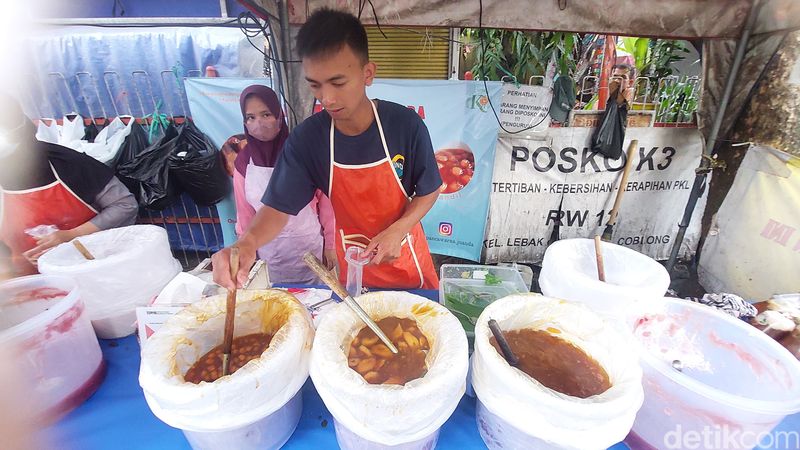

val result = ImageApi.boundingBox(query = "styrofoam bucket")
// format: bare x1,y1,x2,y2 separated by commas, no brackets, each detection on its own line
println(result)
539,238,670,319
182,390,303,450
0,275,105,423
626,297,800,450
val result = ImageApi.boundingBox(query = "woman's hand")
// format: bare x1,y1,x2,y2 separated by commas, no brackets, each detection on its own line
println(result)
22,229,75,264
323,248,338,271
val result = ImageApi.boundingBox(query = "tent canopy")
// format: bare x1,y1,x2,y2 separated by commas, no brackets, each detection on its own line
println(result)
247,0,798,143
276,0,798,38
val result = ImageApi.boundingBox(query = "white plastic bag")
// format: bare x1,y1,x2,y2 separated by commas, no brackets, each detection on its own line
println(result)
539,238,670,319
472,294,644,450
310,291,468,446
60,115,86,149
36,225,181,337
34,115,86,150
139,289,314,432
78,116,133,164
35,119,59,144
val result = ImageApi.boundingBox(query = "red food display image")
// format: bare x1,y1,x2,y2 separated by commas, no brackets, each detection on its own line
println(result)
435,146,474,194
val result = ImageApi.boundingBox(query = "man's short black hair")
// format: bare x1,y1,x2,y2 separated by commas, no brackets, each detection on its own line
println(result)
611,63,635,78
296,8,369,63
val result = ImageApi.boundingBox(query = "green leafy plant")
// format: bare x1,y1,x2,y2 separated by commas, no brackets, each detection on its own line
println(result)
461,29,579,82
484,272,502,286
655,79,698,123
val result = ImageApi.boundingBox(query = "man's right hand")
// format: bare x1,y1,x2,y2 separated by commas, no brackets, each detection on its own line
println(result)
212,241,257,290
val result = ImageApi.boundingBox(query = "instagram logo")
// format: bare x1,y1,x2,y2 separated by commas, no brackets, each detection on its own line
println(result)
438,222,453,237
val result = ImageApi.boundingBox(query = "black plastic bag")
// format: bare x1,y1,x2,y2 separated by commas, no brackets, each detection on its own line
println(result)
590,93,628,160
168,122,231,206
116,122,181,210
83,122,101,143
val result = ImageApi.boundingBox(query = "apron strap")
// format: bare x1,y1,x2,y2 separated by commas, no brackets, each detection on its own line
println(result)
329,100,407,198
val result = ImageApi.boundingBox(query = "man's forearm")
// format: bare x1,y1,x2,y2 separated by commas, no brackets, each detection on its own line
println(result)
392,190,440,234
239,205,290,250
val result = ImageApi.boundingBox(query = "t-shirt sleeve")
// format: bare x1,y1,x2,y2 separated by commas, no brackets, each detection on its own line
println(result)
261,137,317,215
409,119,442,197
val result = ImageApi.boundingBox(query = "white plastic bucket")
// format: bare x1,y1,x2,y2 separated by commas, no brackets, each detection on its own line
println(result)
38,225,181,338
139,290,314,450
0,275,104,423
539,238,670,319
182,390,303,450
333,419,440,450
472,294,644,450
626,297,800,450
310,291,468,448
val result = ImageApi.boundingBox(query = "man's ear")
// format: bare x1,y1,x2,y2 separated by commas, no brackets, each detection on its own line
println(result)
363,61,377,87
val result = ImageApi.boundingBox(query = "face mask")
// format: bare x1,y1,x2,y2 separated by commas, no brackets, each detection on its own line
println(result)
246,115,281,142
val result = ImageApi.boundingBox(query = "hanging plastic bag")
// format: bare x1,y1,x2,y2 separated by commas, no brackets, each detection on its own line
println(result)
59,114,87,150
83,122,101,143
35,119,59,144
116,122,181,210
310,291,468,448
168,122,231,206
590,91,628,160
472,294,644,450
79,116,134,165
139,289,314,446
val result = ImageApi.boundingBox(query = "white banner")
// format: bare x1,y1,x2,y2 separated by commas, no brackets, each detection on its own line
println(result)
699,145,800,300
498,84,552,134
484,128,708,263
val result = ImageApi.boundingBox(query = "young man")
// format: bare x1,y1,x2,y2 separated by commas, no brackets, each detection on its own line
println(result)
212,8,442,290
610,63,635,104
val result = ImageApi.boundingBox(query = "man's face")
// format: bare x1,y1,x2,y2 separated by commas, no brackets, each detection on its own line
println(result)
611,67,632,89
303,44,376,122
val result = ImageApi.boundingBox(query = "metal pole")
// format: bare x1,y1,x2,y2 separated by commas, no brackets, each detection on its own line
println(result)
665,0,762,274
219,0,229,18
38,17,245,26
278,0,295,128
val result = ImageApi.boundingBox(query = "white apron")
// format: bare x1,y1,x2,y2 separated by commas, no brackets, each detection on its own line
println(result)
244,158,323,284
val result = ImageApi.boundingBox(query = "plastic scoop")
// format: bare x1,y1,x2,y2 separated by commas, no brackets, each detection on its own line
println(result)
345,246,371,298
488,319,519,367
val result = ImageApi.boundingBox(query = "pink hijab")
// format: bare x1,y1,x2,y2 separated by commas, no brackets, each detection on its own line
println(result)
233,85,290,176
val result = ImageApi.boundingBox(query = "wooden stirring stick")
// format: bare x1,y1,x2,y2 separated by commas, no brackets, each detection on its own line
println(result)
594,235,606,282
72,240,95,260
488,319,519,367
222,247,240,377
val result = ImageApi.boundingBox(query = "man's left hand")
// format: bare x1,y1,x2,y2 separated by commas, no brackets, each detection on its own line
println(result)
364,224,408,265
22,230,75,263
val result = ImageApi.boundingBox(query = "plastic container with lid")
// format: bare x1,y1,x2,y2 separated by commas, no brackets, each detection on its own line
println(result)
626,297,800,450
0,275,105,423
439,264,528,350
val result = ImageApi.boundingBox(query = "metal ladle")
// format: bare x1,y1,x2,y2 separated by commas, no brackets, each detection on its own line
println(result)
303,252,398,354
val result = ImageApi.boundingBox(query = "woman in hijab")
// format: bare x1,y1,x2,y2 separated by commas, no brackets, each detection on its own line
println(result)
233,85,335,283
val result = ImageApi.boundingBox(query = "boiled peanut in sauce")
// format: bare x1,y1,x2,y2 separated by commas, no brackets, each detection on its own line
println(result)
184,332,273,384
490,328,611,398
347,317,430,385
